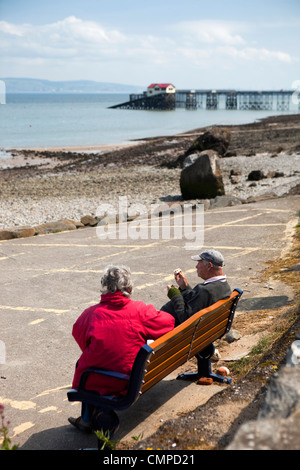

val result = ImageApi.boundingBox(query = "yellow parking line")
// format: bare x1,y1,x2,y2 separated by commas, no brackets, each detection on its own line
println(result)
0,397,36,410
0,252,26,261
12,422,35,438
39,406,60,414
206,223,286,228
28,318,45,325
205,212,264,231
0,305,70,315
34,384,72,399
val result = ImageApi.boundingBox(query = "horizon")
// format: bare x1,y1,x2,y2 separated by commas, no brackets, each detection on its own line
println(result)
0,0,299,91
1,77,298,93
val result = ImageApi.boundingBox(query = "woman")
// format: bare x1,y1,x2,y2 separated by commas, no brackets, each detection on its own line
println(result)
68,264,174,433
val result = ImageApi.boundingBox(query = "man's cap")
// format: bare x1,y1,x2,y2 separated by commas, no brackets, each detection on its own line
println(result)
191,249,224,267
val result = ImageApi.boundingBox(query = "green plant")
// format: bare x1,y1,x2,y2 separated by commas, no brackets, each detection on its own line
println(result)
251,336,270,355
0,405,18,450
229,336,272,377
131,433,144,441
94,429,118,450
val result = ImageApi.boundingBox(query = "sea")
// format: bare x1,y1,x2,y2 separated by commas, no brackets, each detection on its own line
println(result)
0,93,298,154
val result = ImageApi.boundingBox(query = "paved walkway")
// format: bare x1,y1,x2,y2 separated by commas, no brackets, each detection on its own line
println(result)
0,195,299,450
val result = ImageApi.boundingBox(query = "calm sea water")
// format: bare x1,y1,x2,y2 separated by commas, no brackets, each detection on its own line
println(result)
0,93,297,151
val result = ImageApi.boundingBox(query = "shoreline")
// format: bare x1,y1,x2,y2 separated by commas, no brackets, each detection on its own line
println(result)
0,141,144,169
2,109,299,154
4,140,144,154
0,113,299,232
1,111,300,157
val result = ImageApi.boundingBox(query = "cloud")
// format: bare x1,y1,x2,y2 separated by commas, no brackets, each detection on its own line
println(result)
216,46,293,63
0,16,126,59
171,20,246,46
0,16,296,82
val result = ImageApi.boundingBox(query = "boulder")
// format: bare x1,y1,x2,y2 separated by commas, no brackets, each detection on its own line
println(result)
266,171,284,178
248,170,265,181
224,329,242,343
186,127,231,157
80,215,99,226
230,168,241,176
0,230,16,241
0,226,35,240
180,150,225,200
210,195,242,208
12,226,35,238
33,219,77,234
176,127,231,167
230,175,240,184
227,334,300,450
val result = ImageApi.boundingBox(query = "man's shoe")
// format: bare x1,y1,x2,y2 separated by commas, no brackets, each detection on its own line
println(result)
68,416,93,434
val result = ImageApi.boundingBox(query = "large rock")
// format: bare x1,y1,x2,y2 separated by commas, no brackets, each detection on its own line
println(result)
227,334,300,450
80,215,99,226
12,226,36,238
0,226,35,240
248,170,265,181
176,127,231,167
33,219,77,234
180,150,225,200
210,195,242,208
0,230,16,241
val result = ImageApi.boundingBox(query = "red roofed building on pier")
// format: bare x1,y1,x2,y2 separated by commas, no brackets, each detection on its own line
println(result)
147,83,176,97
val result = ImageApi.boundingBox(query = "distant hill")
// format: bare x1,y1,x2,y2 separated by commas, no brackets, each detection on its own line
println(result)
1,78,143,93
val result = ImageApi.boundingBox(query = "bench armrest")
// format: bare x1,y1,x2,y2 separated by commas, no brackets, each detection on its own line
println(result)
67,345,154,411
78,367,130,391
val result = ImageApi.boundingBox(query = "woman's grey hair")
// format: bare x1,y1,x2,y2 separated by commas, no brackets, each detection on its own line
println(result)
100,265,133,297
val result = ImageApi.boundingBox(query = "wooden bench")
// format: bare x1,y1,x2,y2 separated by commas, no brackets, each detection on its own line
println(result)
67,288,243,419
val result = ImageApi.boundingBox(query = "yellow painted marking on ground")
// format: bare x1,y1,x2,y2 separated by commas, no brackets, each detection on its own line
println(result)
11,243,162,247
207,207,290,214
205,212,265,231
203,245,278,251
0,305,70,315
135,269,196,290
28,318,45,325
206,223,286,227
39,406,59,413
33,384,72,399
0,397,36,410
133,243,276,290
0,251,26,261
226,248,260,260
12,422,35,437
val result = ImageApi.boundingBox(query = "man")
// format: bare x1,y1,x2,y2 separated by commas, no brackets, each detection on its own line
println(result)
161,249,231,326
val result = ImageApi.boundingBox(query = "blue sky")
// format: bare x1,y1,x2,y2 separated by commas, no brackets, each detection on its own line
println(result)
0,0,299,90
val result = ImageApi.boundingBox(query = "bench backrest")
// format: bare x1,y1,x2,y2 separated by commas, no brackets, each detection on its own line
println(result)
141,288,242,393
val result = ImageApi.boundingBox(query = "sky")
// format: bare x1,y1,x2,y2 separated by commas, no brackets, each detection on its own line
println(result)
0,0,299,90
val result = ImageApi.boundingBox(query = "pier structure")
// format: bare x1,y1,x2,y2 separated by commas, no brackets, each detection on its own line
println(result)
109,92,176,110
175,89,298,111
109,88,299,112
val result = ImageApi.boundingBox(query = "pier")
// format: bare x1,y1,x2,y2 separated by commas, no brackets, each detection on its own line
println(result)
109,89,299,112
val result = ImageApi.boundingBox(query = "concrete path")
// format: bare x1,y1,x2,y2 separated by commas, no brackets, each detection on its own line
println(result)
0,195,299,450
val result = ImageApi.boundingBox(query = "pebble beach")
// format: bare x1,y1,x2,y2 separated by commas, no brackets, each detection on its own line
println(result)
0,113,299,230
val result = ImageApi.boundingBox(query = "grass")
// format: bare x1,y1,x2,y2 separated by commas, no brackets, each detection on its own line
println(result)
228,219,300,381
94,429,118,450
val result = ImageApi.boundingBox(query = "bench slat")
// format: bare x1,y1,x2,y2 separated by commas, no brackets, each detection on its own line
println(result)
142,317,229,392
187,319,228,357
141,292,241,393
149,295,236,353
147,307,231,370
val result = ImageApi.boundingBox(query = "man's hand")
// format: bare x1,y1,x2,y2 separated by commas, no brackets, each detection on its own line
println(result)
174,268,188,290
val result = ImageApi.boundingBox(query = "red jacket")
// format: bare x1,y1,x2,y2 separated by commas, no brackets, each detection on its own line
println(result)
72,292,175,396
